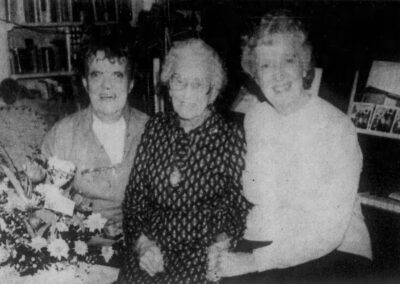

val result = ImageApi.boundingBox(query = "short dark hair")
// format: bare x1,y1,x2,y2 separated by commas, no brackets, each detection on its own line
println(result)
77,26,134,79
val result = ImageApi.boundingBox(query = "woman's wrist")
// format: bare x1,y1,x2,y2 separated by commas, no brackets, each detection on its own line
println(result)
135,234,156,255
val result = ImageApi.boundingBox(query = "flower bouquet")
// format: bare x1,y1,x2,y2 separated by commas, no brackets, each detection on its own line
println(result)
0,153,121,278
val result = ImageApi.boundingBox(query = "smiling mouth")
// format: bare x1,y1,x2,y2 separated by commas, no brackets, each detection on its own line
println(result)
99,94,116,100
272,82,292,94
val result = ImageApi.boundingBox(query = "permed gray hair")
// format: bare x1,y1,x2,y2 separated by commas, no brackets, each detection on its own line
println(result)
241,10,314,89
160,38,226,101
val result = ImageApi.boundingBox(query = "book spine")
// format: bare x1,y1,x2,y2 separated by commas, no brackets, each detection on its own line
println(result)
43,0,51,23
67,0,73,22
57,0,62,22
5,0,10,21
91,0,97,22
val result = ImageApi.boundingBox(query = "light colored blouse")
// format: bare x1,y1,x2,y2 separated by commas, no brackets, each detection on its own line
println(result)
92,114,126,165
243,95,372,272
42,106,148,221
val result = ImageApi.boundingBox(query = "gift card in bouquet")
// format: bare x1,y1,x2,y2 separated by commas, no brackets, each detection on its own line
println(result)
44,190,75,216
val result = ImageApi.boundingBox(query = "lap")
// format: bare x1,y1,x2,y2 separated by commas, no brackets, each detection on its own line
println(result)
222,240,371,284
117,246,211,284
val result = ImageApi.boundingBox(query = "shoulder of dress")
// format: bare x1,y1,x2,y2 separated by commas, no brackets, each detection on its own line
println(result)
49,109,86,133
213,115,246,145
310,97,353,130
128,107,149,126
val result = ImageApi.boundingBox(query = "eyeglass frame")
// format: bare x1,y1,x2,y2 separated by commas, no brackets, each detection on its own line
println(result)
168,73,212,93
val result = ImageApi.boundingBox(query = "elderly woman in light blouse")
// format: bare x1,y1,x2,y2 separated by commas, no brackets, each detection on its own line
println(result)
117,38,250,284
214,10,372,283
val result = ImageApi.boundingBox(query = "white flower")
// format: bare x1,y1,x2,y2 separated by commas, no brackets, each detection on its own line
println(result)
34,184,61,197
29,236,47,252
0,178,10,194
55,221,68,232
0,218,8,232
74,240,88,256
0,245,11,264
48,157,76,174
101,246,114,263
83,213,107,232
2,193,26,212
47,238,69,260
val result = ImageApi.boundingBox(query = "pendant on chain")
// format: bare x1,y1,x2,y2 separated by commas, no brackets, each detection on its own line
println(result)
170,166,181,187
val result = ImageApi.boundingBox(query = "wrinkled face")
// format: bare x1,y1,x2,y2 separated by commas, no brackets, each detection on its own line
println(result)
169,58,214,120
255,33,305,114
82,51,133,122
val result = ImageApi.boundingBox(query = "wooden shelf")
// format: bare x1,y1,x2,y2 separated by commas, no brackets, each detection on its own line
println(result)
359,192,400,214
17,21,119,28
356,128,400,140
11,71,75,80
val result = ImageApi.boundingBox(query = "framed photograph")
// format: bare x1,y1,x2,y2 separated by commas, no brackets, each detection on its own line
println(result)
391,109,400,134
370,105,397,133
349,102,375,129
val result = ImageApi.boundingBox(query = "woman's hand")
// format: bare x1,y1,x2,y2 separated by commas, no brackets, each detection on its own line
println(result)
103,209,123,238
216,251,257,278
206,233,231,282
23,159,46,183
136,235,164,277
104,219,122,238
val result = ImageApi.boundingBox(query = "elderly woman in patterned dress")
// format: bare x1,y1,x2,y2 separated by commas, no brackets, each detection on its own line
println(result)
117,38,251,284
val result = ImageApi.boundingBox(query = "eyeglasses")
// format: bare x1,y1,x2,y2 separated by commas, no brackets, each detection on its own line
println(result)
169,74,210,92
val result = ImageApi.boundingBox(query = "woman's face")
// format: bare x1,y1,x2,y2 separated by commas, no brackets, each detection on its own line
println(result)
255,33,305,114
82,51,132,123
169,57,213,121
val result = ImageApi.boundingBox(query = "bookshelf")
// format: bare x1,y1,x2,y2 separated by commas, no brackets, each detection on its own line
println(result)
0,0,136,114
347,62,400,141
10,71,75,80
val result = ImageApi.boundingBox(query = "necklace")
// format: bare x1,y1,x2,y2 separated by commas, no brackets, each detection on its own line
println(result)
170,166,182,187
169,127,193,188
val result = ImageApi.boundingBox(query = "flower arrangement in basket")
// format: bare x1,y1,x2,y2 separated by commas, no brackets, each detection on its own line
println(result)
0,149,120,276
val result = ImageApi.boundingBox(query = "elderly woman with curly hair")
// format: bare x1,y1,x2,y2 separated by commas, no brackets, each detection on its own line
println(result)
213,10,372,284
117,38,251,284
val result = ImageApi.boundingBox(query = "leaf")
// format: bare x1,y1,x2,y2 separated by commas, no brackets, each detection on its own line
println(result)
35,209,58,225
1,165,29,205
88,236,116,247
22,218,36,239
37,223,51,238
0,142,17,172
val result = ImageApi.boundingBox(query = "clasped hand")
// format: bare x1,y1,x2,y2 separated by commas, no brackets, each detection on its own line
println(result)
207,235,256,281
136,235,164,277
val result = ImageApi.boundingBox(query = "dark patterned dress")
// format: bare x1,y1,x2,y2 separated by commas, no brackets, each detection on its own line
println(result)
118,111,251,284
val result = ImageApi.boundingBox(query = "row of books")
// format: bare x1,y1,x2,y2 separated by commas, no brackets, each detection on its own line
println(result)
5,0,131,24
350,102,400,135
9,39,69,74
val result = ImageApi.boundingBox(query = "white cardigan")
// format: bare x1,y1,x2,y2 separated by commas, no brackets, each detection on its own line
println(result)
243,96,372,272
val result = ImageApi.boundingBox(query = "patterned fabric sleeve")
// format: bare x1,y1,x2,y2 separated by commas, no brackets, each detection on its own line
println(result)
122,118,153,250
220,124,252,244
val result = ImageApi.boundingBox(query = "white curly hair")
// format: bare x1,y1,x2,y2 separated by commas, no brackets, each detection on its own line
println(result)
161,38,226,102
242,10,314,89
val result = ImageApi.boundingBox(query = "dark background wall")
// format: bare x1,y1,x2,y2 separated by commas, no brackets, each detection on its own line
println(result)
179,0,400,196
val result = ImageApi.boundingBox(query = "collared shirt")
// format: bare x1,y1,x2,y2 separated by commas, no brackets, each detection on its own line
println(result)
42,105,148,220
243,96,372,271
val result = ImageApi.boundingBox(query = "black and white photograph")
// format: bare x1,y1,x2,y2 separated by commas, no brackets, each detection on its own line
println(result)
370,105,397,133
0,0,400,283
391,108,400,134
350,102,375,129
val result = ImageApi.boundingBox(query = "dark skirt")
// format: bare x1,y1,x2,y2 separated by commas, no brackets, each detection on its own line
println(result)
221,240,371,284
